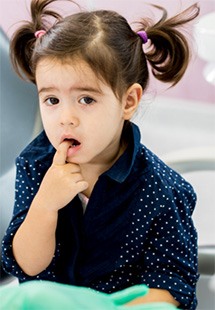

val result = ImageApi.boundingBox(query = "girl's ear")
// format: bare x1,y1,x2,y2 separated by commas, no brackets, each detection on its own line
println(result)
123,83,142,120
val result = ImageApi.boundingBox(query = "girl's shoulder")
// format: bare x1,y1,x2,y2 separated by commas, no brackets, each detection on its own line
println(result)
138,143,186,182
136,144,196,206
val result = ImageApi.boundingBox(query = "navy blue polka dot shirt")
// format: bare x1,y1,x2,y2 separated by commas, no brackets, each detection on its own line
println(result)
2,122,199,309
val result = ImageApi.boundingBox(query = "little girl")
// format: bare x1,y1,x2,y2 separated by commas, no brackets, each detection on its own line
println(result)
2,0,200,309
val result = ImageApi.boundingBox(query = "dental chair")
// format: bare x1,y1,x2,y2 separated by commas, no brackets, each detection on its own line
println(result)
134,89,215,309
162,147,215,309
0,27,41,283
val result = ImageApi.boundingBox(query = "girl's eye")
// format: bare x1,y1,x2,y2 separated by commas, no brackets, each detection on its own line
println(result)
79,97,95,105
45,97,59,105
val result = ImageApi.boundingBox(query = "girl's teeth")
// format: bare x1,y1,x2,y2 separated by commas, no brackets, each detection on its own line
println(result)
71,139,80,147
64,138,80,147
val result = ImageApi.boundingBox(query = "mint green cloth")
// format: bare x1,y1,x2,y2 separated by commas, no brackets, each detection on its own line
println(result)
0,280,177,309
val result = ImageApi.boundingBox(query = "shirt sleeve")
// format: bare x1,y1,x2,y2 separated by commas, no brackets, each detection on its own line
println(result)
138,178,199,310
1,156,58,282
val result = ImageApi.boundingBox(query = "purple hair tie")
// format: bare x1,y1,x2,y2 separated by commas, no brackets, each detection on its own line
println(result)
137,31,148,44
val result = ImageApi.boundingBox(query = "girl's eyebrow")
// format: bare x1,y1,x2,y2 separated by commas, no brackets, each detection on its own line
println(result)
38,86,103,95
38,87,56,94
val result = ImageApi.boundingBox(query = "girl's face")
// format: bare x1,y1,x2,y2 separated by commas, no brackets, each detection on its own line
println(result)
36,58,140,168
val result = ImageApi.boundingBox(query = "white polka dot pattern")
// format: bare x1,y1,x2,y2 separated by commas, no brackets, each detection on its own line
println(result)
1,126,199,309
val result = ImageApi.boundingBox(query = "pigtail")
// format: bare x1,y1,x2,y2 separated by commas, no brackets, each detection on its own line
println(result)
139,3,200,86
10,0,63,82
10,22,36,82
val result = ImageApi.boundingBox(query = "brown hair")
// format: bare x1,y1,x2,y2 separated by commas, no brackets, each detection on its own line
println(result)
10,0,200,99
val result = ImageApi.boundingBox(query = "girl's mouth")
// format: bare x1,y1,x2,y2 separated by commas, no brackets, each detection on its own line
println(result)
63,138,82,158
64,138,81,148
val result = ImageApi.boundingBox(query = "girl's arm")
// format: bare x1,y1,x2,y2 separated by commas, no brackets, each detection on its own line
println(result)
12,201,58,276
12,141,88,276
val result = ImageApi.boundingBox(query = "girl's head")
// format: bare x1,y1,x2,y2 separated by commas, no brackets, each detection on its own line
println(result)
10,0,199,100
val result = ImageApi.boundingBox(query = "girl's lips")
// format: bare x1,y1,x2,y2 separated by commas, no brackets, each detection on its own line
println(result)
61,134,81,146
67,142,81,157
60,135,82,157
65,138,81,147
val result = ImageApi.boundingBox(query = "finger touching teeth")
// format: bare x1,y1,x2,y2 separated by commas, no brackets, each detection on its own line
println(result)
64,138,81,147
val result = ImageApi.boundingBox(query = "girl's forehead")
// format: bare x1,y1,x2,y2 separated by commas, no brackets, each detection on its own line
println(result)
35,56,111,95
36,56,93,75
36,57,99,82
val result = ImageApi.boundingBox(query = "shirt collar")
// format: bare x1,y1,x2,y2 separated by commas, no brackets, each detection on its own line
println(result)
104,122,141,183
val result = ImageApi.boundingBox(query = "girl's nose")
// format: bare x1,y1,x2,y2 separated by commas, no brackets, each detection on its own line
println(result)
60,106,79,127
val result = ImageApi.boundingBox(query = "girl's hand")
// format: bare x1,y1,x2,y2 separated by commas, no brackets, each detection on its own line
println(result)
35,141,88,212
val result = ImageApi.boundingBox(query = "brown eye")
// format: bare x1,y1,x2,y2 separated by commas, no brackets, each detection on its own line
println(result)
79,97,95,105
46,97,59,105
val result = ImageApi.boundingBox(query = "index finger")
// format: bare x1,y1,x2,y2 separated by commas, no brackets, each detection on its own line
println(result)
53,141,71,165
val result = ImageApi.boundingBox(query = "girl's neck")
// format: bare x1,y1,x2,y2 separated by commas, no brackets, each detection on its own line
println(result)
80,123,131,197
80,142,127,198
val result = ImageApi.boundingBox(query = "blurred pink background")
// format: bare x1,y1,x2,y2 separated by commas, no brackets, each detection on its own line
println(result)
0,0,214,103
